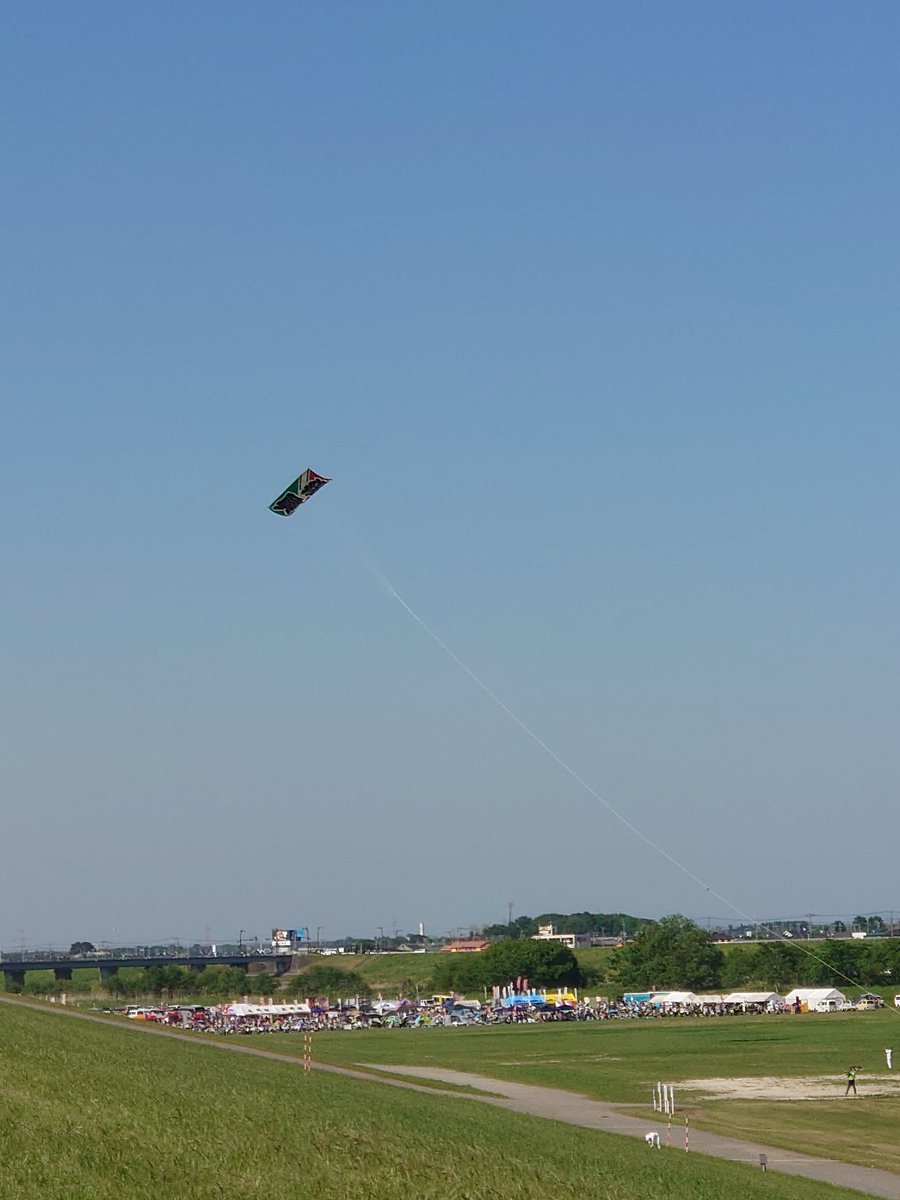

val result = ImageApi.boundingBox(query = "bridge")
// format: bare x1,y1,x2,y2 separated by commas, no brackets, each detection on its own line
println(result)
0,952,295,988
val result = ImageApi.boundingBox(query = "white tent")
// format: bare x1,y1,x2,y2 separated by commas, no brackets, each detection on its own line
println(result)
784,988,848,1011
655,991,698,1007
223,1002,311,1016
724,991,783,1009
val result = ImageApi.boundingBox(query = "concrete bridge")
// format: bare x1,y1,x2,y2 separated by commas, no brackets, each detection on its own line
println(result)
0,953,295,988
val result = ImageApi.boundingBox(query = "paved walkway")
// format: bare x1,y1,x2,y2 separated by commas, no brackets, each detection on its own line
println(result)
4,997,900,1198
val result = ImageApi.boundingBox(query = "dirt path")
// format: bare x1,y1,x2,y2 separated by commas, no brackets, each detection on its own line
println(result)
4,997,900,1199
360,1063,900,1198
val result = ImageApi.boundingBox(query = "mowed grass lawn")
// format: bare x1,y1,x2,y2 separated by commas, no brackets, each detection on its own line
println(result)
0,1003,867,1200
290,1008,900,1174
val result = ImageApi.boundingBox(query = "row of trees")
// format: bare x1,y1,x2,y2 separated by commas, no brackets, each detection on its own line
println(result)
482,911,652,940
609,915,900,991
10,919,899,1000
432,939,587,993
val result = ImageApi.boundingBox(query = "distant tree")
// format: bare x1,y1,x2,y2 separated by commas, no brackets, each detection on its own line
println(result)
69,941,96,956
106,969,148,998
483,911,652,942
288,964,369,1000
862,938,900,987
23,977,58,995
430,952,486,994
193,966,248,997
145,965,193,997
479,939,584,989
432,939,584,995
801,939,865,988
610,915,723,991
745,942,803,990
832,921,847,934
252,974,278,997
720,948,755,989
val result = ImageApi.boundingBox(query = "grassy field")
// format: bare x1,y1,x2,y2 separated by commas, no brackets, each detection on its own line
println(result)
281,1008,900,1174
0,1001,869,1200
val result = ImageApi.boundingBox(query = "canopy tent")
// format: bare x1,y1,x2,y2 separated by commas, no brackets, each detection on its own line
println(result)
724,991,784,1008
784,988,848,1011
784,988,847,1005
222,1003,311,1017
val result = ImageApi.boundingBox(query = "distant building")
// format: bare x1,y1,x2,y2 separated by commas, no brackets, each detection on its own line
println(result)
531,924,592,951
441,939,490,953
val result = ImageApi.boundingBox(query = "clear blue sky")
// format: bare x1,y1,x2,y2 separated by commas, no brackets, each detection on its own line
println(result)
3,3,899,948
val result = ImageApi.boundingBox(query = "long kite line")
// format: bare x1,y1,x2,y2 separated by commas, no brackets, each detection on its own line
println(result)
385,581,892,1002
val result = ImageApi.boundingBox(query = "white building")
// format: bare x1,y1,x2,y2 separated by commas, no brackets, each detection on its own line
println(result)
531,924,592,950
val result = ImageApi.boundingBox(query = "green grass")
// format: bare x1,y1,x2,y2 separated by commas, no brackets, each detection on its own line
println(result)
282,1008,900,1174
0,1001,867,1200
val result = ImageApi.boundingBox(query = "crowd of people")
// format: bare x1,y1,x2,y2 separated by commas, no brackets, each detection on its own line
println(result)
117,991,792,1036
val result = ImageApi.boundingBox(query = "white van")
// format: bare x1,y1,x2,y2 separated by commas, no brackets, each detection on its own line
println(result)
815,998,841,1013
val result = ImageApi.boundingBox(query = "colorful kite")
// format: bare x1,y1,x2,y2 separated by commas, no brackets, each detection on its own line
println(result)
269,468,331,516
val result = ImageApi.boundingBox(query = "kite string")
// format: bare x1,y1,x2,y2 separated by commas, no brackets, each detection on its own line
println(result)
386,588,732,905
386,583,892,1002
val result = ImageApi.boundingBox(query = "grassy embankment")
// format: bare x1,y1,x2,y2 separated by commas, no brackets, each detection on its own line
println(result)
0,1001,866,1200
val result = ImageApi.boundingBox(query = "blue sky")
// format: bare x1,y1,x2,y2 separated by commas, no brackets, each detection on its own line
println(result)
2,3,899,948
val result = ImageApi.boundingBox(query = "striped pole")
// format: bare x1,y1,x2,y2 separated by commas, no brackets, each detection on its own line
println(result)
684,1114,689,1153
303,1029,313,1075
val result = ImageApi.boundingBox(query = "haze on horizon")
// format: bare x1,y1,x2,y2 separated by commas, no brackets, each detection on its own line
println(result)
3,3,899,950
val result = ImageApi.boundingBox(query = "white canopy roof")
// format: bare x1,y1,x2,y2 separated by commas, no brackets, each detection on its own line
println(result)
784,988,846,1003
724,991,783,1004
223,1003,311,1016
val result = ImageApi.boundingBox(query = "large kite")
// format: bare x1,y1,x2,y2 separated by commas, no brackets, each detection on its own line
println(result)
269,468,331,516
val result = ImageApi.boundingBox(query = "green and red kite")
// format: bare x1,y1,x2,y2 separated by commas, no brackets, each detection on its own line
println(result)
269,468,331,516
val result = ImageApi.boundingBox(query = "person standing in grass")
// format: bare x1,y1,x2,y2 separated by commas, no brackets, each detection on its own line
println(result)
844,1065,860,1095
886,1047,893,1070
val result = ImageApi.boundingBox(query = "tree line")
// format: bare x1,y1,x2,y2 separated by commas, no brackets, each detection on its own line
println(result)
482,911,652,940
8,918,898,1000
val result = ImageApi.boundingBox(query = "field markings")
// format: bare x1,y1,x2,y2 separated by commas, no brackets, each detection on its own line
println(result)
4,997,900,1199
